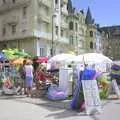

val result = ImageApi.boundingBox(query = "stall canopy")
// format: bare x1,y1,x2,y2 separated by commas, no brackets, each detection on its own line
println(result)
11,58,32,65
2,48,31,60
48,53,75,63
66,53,112,64
0,52,7,61
36,57,48,63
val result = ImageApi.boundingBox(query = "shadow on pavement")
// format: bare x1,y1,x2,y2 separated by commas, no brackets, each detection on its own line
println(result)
45,109,87,119
90,115,100,120
0,95,26,100
0,95,109,120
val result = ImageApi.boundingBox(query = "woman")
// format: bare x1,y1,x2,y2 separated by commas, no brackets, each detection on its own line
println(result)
19,60,27,94
24,61,33,97
35,63,56,90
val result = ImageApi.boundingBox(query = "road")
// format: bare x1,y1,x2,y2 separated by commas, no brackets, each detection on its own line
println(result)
0,95,120,120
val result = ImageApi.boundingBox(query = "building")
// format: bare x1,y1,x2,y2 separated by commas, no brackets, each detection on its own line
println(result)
0,0,69,57
67,10,87,55
100,30,109,56
51,0,69,55
100,26,120,60
67,0,87,55
95,28,102,53
85,7,98,53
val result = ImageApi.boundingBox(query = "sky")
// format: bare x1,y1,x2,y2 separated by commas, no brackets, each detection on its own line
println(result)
72,0,120,27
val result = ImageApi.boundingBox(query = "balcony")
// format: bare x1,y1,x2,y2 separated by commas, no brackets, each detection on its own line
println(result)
0,0,31,13
38,0,51,8
59,37,69,44
34,30,52,40
38,12,51,23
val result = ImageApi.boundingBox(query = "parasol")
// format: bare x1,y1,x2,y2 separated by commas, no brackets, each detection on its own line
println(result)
35,57,48,63
12,58,32,65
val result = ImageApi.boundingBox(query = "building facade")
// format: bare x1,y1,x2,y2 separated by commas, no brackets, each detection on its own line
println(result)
95,29,102,53
0,0,103,57
0,0,69,57
67,10,87,55
100,26,120,60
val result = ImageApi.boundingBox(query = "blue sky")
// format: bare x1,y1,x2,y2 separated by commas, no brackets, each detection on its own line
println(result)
72,0,120,27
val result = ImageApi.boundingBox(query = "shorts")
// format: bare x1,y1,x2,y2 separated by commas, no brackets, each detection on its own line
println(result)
25,76,33,88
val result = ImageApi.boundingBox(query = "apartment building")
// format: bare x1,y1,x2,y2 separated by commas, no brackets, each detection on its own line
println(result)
100,26,120,60
0,0,69,57
67,10,87,55
52,0,69,55
85,7,98,53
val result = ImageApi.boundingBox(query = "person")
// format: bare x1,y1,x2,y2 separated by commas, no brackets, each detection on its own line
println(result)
19,60,27,94
35,63,56,90
24,61,33,97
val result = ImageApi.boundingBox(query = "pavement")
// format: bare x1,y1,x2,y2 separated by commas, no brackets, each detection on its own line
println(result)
0,91,120,120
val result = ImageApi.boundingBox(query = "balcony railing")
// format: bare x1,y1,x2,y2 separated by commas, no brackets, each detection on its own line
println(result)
59,37,69,44
0,0,31,13
38,0,51,8
34,30,52,40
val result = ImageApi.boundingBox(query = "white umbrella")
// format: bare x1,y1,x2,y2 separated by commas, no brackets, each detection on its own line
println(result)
82,53,112,64
65,53,112,64
48,53,75,63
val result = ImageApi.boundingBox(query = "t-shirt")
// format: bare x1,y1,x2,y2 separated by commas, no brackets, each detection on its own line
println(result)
24,65,33,77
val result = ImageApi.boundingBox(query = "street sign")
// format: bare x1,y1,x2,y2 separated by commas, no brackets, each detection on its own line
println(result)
82,80,101,115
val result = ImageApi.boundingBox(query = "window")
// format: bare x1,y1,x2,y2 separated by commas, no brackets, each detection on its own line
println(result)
12,0,15,3
40,48,45,57
55,26,58,35
69,36,74,45
69,21,74,30
75,23,78,32
55,0,58,4
61,29,63,37
23,7,27,17
3,0,6,4
90,31,93,37
11,24,16,34
2,27,6,36
90,42,93,49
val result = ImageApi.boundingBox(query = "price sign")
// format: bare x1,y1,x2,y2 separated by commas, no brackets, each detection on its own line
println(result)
82,80,101,115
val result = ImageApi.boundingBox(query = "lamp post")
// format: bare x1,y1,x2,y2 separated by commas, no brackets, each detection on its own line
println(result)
51,15,55,57
51,0,55,57
51,0,61,57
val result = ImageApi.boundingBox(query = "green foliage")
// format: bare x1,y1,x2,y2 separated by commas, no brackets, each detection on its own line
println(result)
99,88,109,99
97,74,110,99
0,80,3,88
2,48,31,59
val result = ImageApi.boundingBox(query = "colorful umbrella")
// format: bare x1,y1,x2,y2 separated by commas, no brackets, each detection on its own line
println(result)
36,57,48,63
11,58,32,65
0,52,7,61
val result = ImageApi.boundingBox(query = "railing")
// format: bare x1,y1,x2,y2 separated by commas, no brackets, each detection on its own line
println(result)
0,0,31,13
59,37,69,44
34,30,52,40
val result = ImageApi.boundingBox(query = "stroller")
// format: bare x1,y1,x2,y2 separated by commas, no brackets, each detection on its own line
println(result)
1,64,19,95
2,78,17,95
